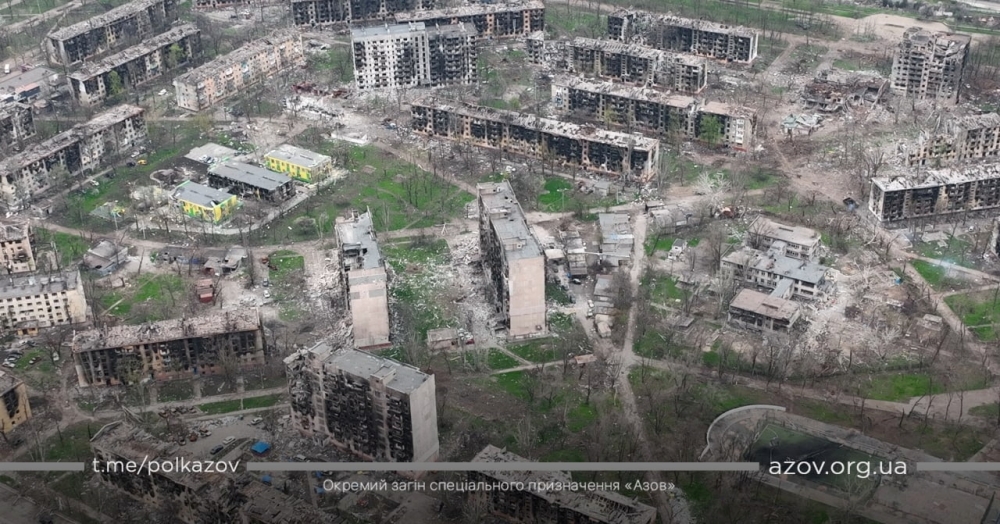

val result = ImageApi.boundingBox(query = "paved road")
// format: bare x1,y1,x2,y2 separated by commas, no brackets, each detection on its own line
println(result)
0,482,80,524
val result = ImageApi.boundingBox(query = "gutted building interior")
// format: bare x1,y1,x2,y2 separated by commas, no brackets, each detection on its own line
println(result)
608,9,758,63
208,162,296,202
0,101,35,148
906,112,1000,167
478,181,546,339
869,162,1000,222
0,370,31,434
0,105,146,210
470,445,657,523
71,309,264,387
193,0,249,9
173,33,304,111
0,270,87,337
0,217,37,274
336,211,391,349
46,0,179,66
285,342,439,466
890,27,970,103
69,24,201,106
352,22,478,91
394,1,544,37
550,77,755,150
411,101,660,178
290,0,434,26
567,37,707,92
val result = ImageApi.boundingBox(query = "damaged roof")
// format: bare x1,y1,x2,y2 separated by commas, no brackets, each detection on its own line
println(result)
478,181,543,261
336,211,382,270
730,288,801,321
174,181,235,208
321,344,431,394
72,309,259,352
0,270,80,299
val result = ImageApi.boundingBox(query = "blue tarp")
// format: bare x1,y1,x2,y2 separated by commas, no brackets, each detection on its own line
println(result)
251,441,271,454
261,475,272,485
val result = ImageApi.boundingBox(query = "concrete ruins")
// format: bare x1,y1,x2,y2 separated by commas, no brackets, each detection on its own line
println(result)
470,445,657,523
69,24,201,106
46,0,179,66
0,218,36,274
905,112,1000,167
746,217,821,261
173,33,304,111
0,101,35,148
0,370,31,434
889,27,970,103
264,144,332,183
869,163,1000,222
0,104,147,209
83,239,129,276
351,22,478,91
991,217,1000,258
412,101,661,178
208,162,296,203
290,0,434,27
801,69,888,113
394,1,544,38
336,211,391,349
71,309,264,387
728,288,802,332
478,181,546,339
285,342,439,465
551,77,756,150
567,37,707,93
608,9,758,63
0,270,87,337
721,242,830,300
194,0,249,9
598,212,633,266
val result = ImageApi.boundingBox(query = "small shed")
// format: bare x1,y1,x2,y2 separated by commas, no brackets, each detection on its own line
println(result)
426,328,459,351
251,441,271,455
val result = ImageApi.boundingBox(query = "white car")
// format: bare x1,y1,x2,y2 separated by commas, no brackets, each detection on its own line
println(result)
263,290,271,299
222,436,235,445
249,417,263,426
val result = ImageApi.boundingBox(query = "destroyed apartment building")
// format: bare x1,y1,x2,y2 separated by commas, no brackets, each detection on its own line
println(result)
598,212,633,266
173,33,304,111
905,112,1000,167
470,445,657,524
608,9,758,63
208,162,296,202
889,27,970,103
869,162,1000,222
285,342,439,467
290,0,434,27
193,0,249,10
0,270,87,337
68,24,202,106
721,240,831,300
0,105,146,208
411,101,660,178
0,101,35,148
0,218,36,274
71,309,264,387
746,217,821,261
551,77,756,150
800,69,888,113
46,0,179,66
336,211,391,349
478,181,547,339
728,288,802,332
567,37,707,93
0,370,31,434
351,22,478,91
393,1,544,38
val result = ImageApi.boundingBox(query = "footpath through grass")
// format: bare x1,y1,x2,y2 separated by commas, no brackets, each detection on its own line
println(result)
945,290,1000,342
198,393,283,415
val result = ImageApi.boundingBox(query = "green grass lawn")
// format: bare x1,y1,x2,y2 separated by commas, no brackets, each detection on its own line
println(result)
493,370,528,401
915,235,974,267
509,340,557,363
912,259,968,291
945,291,1000,342
862,373,945,401
15,349,54,373
644,272,687,303
35,228,89,267
545,281,573,306
198,393,283,415
266,249,307,321
970,403,1000,419
635,331,690,360
488,349,520,370
567,403,597,432
645,236,674,255
538,178,574,212
99,273,185,323
545,8,602,37
384,239,454,340
269,250,305,274
36,423,95,462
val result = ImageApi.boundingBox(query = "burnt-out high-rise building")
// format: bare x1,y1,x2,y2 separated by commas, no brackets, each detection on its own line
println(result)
0,370,31,434
351,22,478,91
608,9,758,63
46,0,178,66
890,28,970,103
285,342,439,468
291,0,434,27
394,1,544,37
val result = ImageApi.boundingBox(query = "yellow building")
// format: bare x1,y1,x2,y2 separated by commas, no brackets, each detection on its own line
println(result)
264,144,332,183
0,370,31,433
174,181,237,223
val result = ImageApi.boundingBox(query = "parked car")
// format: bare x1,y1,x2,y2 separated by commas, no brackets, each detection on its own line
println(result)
263,290,271,299
210,445,224,455
249,417,263,426
222,436,235,445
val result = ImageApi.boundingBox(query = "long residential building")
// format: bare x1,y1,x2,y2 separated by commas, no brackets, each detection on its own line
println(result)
290,0,434,26
0,270,87,337
285,343,439,466
721,244,830,300
746,217,821,261
0,218,36,274
906,112,1000,167
0,101,35,148
173,33,304,111
551,77,755,150
608,9,758,63
869,163,1000,222
567,37,707,93
890,27,970,103
393,1,544,37
0,371,31,434
412,101,660,178
71,309,264,387
471,445,657,524
46,0,179,66
0,105,146,210
352,22,478,91
478,181,546,339
336,211,390,349
69,24,201,106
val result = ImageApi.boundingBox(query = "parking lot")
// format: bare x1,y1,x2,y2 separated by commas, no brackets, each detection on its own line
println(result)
180,414,276,457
